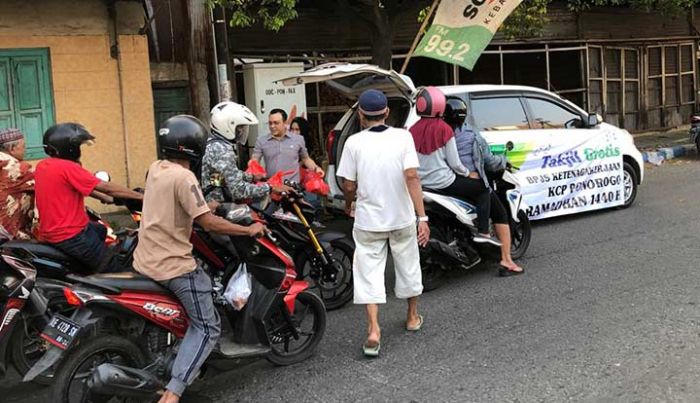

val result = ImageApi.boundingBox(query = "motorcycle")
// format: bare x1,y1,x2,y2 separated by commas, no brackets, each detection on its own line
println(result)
690,113,700,154
255,181,354,311
419,159,531,291
207,172,355,311
24,205,326,402
0,193,140,384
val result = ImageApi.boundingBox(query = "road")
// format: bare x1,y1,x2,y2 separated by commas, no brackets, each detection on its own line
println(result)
4,156,700,402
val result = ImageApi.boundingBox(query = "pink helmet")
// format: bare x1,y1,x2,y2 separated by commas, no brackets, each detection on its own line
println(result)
416,86,446,118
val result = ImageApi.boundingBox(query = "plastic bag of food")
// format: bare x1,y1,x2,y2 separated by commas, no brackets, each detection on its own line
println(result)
224,264,251,311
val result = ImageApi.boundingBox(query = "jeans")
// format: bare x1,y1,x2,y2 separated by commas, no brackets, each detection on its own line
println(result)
52,222,113,274
159,267,221,396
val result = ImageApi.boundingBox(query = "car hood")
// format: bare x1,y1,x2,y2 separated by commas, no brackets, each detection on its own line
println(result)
277,62,416,100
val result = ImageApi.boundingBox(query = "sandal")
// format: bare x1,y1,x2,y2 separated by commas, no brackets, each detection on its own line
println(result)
406,314,424,331
363,340,381,357
498,265,524,277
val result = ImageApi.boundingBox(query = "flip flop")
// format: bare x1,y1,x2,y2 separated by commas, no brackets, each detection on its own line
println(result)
406,314,424,331
363,340,380,357
498,265,524,277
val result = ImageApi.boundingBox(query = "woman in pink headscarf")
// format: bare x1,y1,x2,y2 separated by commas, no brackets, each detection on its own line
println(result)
409,87,501,247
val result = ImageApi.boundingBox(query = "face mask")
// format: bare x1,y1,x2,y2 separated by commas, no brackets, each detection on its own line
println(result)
235,125,250,146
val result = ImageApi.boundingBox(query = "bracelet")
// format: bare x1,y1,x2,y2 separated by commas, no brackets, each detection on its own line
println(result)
417,216,429,222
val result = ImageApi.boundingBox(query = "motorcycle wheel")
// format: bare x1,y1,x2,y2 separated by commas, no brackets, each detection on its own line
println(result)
266,290,326,366
50,335,146,403
299,239,354,311
510,211,531,261
10,315,54,385
420,225,446,292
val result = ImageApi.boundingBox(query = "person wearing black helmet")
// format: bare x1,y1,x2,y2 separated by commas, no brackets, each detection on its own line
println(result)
34,123,144,273
133,115,265,403
446,99,524,276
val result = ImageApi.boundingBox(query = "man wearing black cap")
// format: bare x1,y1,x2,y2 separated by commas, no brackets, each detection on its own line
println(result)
336,89,430,357
0,128,34,240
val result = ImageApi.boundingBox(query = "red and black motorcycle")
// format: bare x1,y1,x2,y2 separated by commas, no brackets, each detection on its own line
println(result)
25,206,326,402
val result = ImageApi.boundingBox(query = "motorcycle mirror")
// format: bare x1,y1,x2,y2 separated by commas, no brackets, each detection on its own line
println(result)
505,141,514,152
95,171,111,182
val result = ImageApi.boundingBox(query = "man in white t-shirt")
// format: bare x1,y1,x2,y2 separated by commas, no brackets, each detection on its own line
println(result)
337,89,430,357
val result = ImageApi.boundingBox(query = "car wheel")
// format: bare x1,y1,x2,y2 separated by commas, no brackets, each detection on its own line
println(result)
619,162,638,208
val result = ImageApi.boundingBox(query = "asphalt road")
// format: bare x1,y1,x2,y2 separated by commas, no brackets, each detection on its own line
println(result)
4,156,700,403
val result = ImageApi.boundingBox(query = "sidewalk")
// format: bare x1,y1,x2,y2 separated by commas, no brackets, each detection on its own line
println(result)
633,126,698,165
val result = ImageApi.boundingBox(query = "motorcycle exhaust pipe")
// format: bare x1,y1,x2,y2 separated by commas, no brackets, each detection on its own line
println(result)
425,239,468,265
87,363,163,399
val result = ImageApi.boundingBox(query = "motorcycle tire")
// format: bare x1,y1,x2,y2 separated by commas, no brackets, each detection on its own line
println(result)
510,211,532,261
50,335,146,403
420,225,447,292
266,290,326,366
298,238,355,311
10,315,54,385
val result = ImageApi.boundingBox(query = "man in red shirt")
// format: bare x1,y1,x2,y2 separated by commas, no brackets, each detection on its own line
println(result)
34,123,143,273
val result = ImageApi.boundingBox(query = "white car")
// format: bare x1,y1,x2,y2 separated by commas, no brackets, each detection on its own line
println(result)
280,63,644,220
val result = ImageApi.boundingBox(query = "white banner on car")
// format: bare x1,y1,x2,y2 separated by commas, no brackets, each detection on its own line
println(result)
513,131,625,220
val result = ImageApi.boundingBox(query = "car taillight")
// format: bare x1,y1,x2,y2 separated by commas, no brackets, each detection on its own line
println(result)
326,130,336,165
63,287,83,307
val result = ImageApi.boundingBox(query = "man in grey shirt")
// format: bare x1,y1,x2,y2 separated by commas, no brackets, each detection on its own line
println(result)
250,108,324,183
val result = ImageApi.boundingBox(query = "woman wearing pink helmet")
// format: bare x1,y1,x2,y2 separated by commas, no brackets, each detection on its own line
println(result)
409,86,505,250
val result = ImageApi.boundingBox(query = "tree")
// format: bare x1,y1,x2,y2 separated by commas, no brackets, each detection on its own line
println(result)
210,0,698,68
209,0,430,69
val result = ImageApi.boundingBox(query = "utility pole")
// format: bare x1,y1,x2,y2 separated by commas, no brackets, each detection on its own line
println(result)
213,5,233,102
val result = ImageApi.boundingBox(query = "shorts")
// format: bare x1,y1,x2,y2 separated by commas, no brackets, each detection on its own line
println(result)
352,225,423,304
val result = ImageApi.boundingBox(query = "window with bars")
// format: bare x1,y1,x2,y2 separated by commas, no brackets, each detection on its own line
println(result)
647,43,695,108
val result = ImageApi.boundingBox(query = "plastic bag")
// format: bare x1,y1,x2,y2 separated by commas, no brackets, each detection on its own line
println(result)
224,264,251,311
267,170,296,201
245,160,267,177
301,168,330,196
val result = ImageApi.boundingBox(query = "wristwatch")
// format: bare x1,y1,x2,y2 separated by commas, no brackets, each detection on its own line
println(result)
417,216,429,223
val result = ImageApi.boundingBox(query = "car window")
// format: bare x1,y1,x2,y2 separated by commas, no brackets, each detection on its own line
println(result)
526,97,583,129
470,97,529,131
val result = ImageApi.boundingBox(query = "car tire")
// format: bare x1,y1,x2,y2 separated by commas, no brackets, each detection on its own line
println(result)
619,162,638,209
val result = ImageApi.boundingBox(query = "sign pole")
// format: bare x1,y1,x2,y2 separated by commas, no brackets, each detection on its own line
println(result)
399,0,440,75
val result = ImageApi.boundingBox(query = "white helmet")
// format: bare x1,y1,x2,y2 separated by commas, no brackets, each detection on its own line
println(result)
210,101,259,145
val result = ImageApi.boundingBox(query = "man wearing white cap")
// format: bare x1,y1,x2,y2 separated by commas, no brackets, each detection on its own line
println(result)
0,128,34,240
336,89,430,357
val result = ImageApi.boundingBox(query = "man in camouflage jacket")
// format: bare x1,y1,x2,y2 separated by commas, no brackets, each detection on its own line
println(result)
201,134,291,203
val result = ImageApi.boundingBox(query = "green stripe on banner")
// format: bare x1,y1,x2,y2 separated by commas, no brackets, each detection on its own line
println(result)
414,24,494,70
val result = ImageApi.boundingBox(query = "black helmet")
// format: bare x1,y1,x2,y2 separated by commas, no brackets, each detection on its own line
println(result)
43,123,95,162
158,115,209,160
444,98,468,129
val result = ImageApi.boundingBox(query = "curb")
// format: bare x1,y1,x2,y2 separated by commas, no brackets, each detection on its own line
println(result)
642,144,697,164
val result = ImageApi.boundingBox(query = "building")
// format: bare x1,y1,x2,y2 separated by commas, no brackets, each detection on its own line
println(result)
228,4,700,136
0,0,156,204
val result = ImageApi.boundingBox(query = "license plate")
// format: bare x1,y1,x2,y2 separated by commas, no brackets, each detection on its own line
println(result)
40,314,81,350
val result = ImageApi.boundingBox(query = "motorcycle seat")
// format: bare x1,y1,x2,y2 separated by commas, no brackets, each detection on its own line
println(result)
2,240,79,264
70,272,169,294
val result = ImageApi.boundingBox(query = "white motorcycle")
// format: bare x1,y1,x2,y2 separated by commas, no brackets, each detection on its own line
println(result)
420,165,531,291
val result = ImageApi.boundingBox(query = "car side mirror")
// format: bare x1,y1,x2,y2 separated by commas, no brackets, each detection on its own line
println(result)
95,171,111,182
586,113,600,128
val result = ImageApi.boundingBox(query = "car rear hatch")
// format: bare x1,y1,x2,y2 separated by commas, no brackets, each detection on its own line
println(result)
278,62,416,100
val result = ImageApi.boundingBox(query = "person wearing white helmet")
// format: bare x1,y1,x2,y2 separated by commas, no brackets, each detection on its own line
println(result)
202,101,292,205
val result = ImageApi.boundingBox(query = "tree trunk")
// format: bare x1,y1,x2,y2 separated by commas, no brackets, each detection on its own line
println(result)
370,25,395,69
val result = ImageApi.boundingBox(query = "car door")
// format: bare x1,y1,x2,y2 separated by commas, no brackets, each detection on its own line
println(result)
467,92,537,169
518,93,625,219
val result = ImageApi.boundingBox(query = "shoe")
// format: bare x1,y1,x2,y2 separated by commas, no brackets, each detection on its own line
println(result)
473,234,502,247
406,314,424,331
